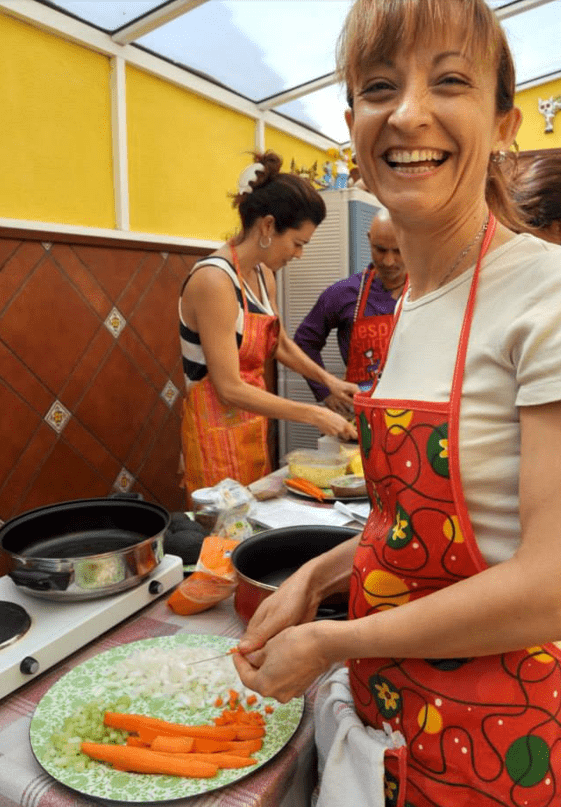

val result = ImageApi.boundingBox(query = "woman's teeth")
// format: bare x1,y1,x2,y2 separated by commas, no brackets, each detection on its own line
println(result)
385,149,448,173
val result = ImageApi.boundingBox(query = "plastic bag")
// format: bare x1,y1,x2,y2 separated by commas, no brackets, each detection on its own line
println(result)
167,533,239,615
212,478,255,540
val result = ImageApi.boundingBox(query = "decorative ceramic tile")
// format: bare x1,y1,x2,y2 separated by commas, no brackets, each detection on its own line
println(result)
44,400,71,434
113,467,135,493
104,307,126,338
42,242,52,251
161,379,179,408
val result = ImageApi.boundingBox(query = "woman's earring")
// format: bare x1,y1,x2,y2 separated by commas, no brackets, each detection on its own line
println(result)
491,150,507,164
259,236,272,249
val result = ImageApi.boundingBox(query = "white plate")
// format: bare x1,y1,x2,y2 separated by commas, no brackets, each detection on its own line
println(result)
30,634,304,803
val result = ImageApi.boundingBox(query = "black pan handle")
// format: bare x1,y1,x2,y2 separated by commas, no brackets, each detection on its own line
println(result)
10,569,72,592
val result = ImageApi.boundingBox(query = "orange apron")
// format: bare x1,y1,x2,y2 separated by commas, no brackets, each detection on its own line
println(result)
181,251,280,501
345,267,395,391
349,215,561,806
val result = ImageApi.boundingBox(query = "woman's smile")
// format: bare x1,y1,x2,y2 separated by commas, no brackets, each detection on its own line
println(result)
384,148,450,174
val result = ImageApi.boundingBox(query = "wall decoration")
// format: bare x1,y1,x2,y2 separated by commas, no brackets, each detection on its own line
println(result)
538,96,561,133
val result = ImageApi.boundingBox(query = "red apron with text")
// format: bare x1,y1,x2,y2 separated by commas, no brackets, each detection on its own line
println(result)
349,216,561,807
181,256,279,500
346,267,394,389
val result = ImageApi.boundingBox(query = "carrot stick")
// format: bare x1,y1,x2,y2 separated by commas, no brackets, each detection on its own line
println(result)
233,726,266,740
285,477,326,501
104,713,238,740
191,737,234,753
225,738,263,754
126,736,150,748
175,752,257,769
80,743,218,778
150,735,195,754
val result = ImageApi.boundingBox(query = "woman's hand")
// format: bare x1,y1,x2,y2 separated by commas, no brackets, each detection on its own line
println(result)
237,570,323,657
323,392,354,416
234,622,333,702
312,407,358,440
326,376,359,408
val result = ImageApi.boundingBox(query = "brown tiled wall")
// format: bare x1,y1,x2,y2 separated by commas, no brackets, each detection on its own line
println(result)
0,235,207,523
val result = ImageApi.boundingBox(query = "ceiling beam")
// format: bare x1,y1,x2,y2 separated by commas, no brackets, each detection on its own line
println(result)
257,73,338,111
495,0,554,20
112,0,210,45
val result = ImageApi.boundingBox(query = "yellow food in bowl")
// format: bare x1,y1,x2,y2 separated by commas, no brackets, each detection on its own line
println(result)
286,450,348,488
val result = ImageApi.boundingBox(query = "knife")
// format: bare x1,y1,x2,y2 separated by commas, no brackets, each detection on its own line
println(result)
185,647,240,666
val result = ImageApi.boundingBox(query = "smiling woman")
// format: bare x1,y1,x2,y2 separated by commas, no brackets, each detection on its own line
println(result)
230,3,561,807
178,151,358,502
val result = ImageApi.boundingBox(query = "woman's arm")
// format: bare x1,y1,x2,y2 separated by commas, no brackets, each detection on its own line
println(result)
235,400,561,701
182,265,357,439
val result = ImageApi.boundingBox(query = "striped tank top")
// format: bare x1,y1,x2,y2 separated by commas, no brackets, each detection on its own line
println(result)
179,256,274,393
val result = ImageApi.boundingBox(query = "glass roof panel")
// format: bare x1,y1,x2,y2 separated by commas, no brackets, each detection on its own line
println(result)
45,1,166,31
137,1,351,101
39,0,561,142
501,2,561,85
277,83,351,144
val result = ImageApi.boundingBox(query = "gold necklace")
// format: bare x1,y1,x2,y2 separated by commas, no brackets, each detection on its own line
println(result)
437,213,490,289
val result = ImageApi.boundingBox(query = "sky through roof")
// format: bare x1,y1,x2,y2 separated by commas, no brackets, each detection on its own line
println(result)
41,0,561,143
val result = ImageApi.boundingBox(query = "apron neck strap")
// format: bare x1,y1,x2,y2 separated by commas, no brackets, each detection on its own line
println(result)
230,245,249,314
353,265,377,323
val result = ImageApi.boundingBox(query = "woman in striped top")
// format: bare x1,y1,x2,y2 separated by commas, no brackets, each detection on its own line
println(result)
179,151,358,502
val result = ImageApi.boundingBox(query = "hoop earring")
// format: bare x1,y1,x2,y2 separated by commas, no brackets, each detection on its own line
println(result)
259,236,272,249
491,150,507,164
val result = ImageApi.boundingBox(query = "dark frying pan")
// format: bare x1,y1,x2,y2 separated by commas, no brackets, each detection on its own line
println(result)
0,497,170,600
231,525,358,623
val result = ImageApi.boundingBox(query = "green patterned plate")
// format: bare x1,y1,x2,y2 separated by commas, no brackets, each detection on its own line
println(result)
30,634,304,802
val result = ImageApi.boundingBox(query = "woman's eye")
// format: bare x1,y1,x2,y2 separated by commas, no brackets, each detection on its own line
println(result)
438,75,470,87
360,80,395,96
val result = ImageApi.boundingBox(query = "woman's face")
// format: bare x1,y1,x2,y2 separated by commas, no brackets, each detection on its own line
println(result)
267,220,317,271
345,25,520,225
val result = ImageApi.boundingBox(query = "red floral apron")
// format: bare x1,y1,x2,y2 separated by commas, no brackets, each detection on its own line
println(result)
349,215,561,806
346,267,395,390
181,250,279,502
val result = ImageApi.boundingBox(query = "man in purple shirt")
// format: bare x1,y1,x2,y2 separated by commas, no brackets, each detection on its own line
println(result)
293,210,406,414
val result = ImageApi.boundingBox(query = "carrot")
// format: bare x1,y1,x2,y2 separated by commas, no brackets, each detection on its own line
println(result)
150,735,195,754
233,725,266,740
264,705,275,714
214,697,223,707
225,738,263,755
175,752,257,769
126,736,150,748
191,737,234,753
80,743,218,778
285,477,326,501
246,694,258,706
191,737,262,755
104,713,238,740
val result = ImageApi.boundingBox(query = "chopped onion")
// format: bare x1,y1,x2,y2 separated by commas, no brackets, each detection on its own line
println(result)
103,646,260,708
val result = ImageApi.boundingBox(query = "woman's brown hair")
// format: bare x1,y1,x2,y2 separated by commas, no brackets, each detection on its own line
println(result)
510,152,561,236
336,0,528,232
231,151,326,237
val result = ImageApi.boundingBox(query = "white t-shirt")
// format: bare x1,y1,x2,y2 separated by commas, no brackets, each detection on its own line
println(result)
374,234,561,565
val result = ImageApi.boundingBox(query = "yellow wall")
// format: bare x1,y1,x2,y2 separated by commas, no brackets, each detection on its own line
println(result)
126,67,256,242
0,13,115,228
265,126,330,183
0,11,335,241
515,78,561,151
